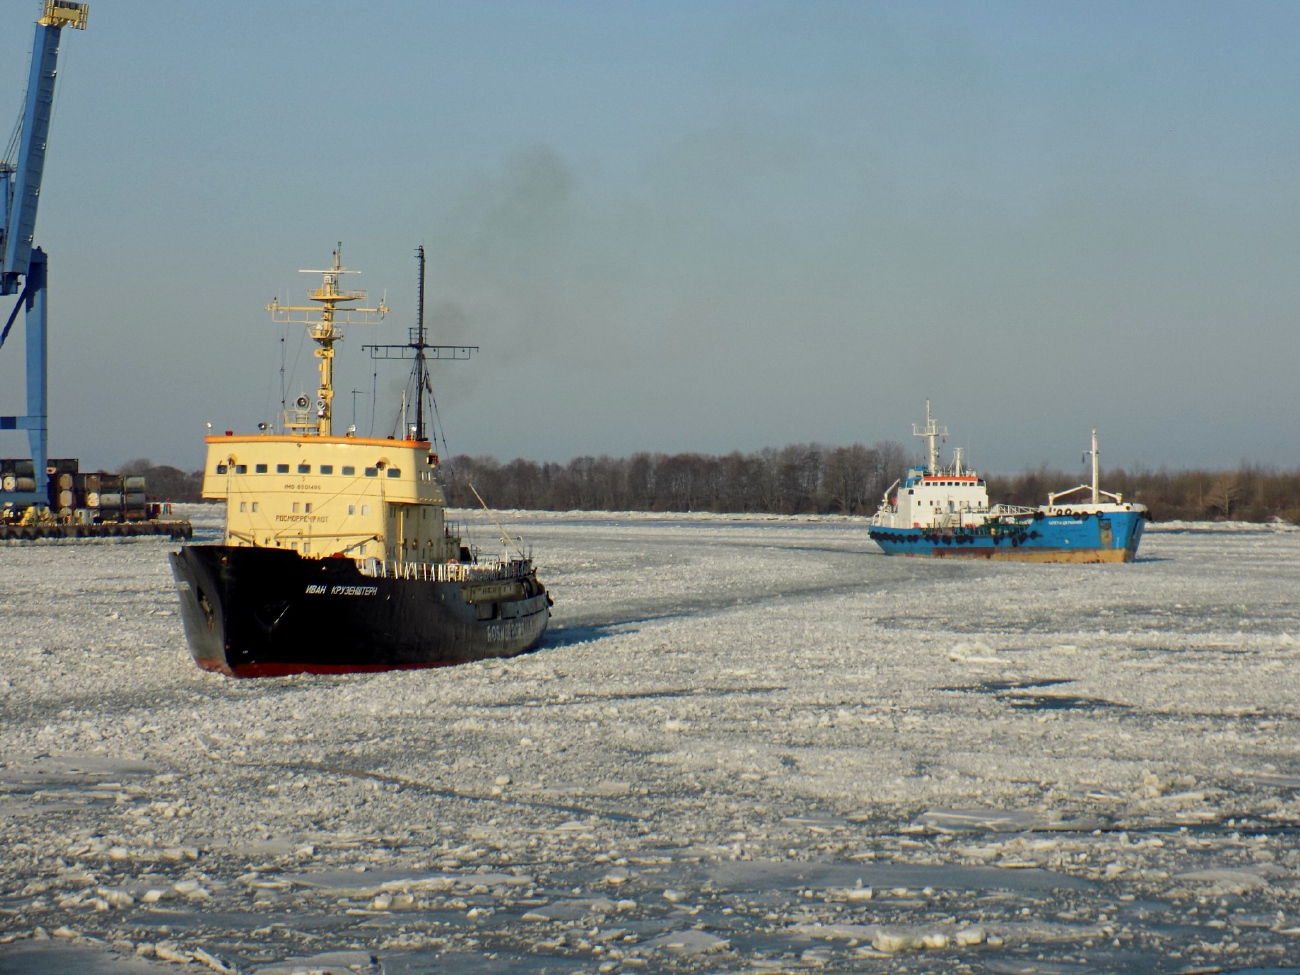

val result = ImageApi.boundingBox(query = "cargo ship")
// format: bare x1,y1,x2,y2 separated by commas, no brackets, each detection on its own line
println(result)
169,247,550,676
868,402,1147,562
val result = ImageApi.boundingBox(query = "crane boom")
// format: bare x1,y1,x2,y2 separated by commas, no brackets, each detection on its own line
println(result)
1,1,87,296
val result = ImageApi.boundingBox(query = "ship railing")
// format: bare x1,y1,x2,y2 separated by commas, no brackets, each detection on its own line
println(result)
356,557,531,583
987,504,1037,518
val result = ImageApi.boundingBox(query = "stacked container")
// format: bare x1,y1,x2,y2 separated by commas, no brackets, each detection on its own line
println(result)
47,458,79,516
0,458,37,494
2,460,151,525
124,475,148,521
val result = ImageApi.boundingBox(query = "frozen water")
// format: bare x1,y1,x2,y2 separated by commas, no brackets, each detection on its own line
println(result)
1,506,1300,973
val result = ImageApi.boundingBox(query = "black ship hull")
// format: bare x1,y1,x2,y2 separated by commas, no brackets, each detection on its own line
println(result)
169,545,550,677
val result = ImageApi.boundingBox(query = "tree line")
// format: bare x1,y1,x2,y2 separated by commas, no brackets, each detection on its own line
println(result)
441,443,910,516
124,450,1300,524
442,449,1300,524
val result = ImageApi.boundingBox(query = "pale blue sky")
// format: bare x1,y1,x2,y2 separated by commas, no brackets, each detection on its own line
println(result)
2,1,1298,473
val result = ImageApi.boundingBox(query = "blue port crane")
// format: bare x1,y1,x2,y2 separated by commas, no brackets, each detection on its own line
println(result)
0,0,88,506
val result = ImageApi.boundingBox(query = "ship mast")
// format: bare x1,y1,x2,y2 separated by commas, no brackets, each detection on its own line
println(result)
913,399,948,473
1085,428,1100,504
267,244,387,437
414,245,427,442
364,246,477,443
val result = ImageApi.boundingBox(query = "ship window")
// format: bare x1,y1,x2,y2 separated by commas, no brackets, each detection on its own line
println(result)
292,502,300,513
365,467,378,477
304,503,312,514
320,464,334,475
255,463,267,474
251,502,259,512
216,463,228,474
342,466,355,476
347,504,355,516
303,542,310,554
232,464,245,474
361,504,371,516
276,463,289,474
298,464,310,474
239,501,246,512
387,467,401,478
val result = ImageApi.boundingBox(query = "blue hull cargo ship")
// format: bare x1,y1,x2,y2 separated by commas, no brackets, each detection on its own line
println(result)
868,403,1147,563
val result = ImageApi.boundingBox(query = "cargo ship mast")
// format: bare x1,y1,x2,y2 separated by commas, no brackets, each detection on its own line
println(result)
267,244,387,437
913,399,948,473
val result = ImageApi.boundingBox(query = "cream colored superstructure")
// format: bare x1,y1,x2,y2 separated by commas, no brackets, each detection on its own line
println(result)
202,434,459,563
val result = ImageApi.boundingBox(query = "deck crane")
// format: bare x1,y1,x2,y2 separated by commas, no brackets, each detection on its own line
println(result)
0,0,88,508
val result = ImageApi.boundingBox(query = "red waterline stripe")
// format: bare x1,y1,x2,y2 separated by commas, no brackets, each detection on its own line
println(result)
229,661,456,679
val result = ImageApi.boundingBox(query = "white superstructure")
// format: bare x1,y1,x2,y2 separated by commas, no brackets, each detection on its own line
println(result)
871,404,1143,532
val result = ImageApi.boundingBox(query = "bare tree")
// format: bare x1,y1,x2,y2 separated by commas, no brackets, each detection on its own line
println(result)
1204,472,1242,518
822,444,877,514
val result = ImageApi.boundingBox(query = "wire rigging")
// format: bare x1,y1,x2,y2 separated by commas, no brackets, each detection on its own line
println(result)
285,318,309,407
3,107,22,168
1,41,30,166
278,322,286,431
368,367,377,438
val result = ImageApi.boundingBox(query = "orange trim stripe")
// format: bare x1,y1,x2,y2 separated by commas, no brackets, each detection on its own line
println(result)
205,435,430,449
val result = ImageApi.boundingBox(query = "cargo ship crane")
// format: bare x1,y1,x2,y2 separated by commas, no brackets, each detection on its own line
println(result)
0,0,88,507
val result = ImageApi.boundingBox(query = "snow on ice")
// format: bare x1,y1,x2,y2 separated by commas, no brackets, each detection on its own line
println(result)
1,507,1300,972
